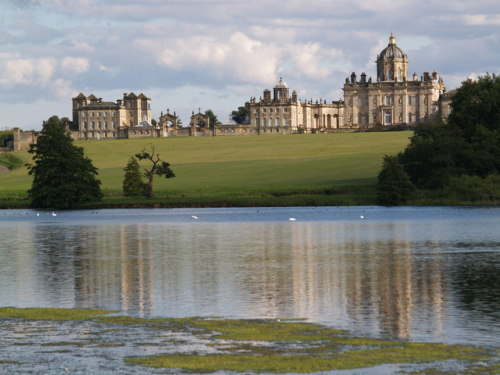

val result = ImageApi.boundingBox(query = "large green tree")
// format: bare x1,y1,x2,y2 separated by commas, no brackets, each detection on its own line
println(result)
27,116,102,209
377,74,500,203
135,147,175,198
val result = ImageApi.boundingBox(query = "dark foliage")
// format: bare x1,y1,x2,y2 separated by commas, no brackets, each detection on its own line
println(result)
205,109,220,127
27,116,102,209
0,130,13,147
377,74,500,203
377,155,415,205
122,157,146,197
231,102,250,124
448,73,500,140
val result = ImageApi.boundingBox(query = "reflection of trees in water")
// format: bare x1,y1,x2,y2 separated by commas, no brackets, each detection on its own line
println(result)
33,225,80,305
450,250,500,317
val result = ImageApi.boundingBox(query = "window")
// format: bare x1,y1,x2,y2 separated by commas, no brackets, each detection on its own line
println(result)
103,112,108,117
283,108,288,112
269,118,274,127
276,118,280,127
91,112,95,117
82,112,86,118
408,96,413,105
384,96,393,105
91,121,95,129
262,118,267,127
283,118,287,127
270,108,274,113
111,121,115,128
84,121,88,129
263,108,267,113
103,121,107,129
276,108,280,113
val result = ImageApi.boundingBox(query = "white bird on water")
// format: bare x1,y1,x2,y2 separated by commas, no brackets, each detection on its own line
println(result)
52,212,57,217
191,215,198,220
360,215,364,219
289,218,297,221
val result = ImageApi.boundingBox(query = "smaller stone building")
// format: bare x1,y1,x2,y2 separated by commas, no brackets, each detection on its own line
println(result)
249,78,345,134
72,92,154,140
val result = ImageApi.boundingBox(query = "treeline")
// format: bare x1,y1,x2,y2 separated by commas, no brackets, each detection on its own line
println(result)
377,74,500,205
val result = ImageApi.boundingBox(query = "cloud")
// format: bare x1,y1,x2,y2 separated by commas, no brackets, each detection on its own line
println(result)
1,0,500,129
148,32,281,85
61,57,90,74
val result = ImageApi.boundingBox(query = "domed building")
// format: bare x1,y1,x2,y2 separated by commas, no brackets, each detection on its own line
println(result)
343,33,446,128
249,33,447,133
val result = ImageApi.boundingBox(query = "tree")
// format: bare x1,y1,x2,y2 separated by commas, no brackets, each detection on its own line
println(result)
231,102,250,124
377,155,415,205
122,157,146,197
135,146,175,198
205,109,221,127
448,73,500,139
27,115,102,209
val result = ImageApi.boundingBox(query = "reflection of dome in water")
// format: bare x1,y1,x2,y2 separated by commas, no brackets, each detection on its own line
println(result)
378,33,406,59
275,77,288,88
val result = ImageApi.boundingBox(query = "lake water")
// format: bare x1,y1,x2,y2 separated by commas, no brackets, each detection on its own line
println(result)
0,206,499,350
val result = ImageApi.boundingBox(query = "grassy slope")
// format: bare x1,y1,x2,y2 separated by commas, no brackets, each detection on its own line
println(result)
0,132,411,206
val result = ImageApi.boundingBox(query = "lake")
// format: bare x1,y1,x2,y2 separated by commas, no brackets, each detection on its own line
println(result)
0,206,499,350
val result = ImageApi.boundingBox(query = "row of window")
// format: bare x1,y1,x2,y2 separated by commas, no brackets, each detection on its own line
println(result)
356,112,423,125
254,107,289,113
257,118,288,127
82,111,116,118
84,121,116,129
86,132,116,138
355,95,430,106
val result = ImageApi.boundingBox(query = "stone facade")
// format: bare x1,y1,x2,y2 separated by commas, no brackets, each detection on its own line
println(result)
344,34,445,128
72,92,153,140
249,78,345,134
250,33,447,131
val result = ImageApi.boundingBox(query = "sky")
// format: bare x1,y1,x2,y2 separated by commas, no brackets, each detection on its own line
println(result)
1,0,499,130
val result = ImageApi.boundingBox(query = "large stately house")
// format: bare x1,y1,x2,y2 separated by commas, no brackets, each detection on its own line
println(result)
249,33,447,133
343,33,446,129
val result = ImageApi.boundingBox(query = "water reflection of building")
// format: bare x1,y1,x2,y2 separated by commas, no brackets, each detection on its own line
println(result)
233,221,446,340
74,225,155,317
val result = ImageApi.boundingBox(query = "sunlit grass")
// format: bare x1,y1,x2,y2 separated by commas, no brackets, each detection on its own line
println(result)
0,133,411,206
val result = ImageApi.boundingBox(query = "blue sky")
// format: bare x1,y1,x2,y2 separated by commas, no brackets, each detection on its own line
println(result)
1,0,499,129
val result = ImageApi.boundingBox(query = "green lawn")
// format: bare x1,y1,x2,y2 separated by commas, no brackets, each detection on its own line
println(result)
0,132,411,207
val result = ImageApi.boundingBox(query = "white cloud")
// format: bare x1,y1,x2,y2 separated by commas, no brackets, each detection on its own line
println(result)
151,32,281,85
61,57,90,74
287,43,342,80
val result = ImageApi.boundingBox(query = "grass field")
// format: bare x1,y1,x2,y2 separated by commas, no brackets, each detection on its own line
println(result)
0,132,411,207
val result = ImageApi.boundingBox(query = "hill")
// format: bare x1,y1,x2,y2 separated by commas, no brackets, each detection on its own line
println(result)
0,132,411,207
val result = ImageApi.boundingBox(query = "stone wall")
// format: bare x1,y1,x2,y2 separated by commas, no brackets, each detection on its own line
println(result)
12,128,39,151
